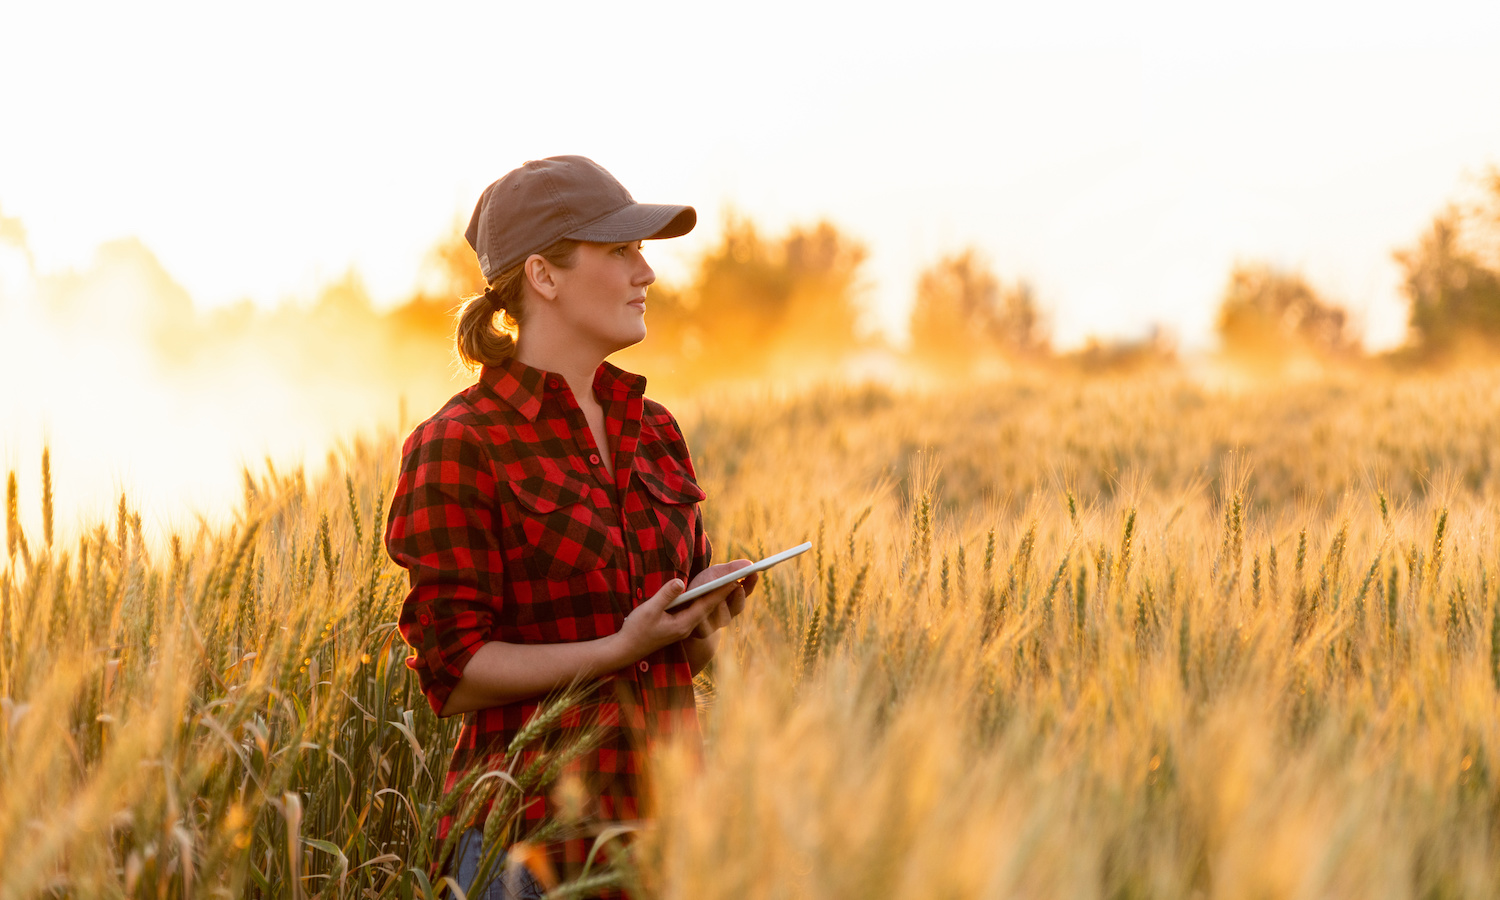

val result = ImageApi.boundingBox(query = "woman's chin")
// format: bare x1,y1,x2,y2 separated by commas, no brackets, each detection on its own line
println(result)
605,325,648,356
622,320,649,347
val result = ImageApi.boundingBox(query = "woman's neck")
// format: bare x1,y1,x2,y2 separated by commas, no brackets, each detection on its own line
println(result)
514,337,607,406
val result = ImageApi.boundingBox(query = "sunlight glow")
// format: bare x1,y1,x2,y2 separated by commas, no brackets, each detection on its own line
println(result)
3,0,1500,522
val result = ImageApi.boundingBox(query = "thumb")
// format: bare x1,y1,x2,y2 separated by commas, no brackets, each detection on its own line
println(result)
652,578,687,608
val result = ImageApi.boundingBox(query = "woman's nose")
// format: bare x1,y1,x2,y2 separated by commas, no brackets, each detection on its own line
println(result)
636,257,656,287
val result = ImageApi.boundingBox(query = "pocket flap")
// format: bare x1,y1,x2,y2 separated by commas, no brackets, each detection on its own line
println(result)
509,475,593,514
636,468,707,506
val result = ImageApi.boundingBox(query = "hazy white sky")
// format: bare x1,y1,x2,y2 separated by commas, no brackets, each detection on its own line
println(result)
3,0,1500,349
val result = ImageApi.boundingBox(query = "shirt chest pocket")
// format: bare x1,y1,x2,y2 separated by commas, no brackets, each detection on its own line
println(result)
635,467,707,580
507,474,612,583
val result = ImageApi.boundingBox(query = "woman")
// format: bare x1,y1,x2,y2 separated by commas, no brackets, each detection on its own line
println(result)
385,156,755,898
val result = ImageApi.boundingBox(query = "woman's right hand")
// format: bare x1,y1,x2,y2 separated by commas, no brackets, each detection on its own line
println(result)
614,577,731,664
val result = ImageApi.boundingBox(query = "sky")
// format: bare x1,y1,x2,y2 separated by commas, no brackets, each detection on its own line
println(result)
3,0,1499,350
3,0,1500,535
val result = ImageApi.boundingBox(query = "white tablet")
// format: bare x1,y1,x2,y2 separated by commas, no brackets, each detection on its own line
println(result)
665,542,814,610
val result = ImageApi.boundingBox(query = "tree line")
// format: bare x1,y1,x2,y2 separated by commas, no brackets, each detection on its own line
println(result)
1218,168,1500,368
414,166,1500,385
32,164,1486,419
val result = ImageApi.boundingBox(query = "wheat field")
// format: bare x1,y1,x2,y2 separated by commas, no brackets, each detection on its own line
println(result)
4,368,1500,898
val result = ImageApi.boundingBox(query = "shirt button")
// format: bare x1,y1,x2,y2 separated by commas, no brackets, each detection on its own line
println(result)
638,660,650,673
636,588,644,601
589,453,601,465
547,378,560,389
418,613,430,626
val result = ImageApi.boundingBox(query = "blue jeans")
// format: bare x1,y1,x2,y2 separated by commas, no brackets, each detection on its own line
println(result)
454,828,546,900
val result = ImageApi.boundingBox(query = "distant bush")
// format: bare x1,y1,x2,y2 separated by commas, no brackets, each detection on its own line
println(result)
907,249,1047,372
1394,170,1500,359
1065,327,1177,374
417,222,487,301
1215,263,1355,364
618,215,873,385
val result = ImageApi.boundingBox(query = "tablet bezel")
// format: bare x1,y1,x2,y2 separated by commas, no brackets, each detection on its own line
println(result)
664,541,813,610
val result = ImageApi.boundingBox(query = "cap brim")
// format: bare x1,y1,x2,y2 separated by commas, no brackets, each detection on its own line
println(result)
565,203,696,242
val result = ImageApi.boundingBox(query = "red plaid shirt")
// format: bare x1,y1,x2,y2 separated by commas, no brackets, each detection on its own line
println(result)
384,356,711,878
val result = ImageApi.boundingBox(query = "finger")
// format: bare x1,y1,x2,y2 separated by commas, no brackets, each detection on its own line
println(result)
738,571,761,596
712,586,743,612
649,579,687,610
690,603,722,639
672,590,722,633
690,583,738,614
726,585,747,618
705,601,732,635
697,559,749,582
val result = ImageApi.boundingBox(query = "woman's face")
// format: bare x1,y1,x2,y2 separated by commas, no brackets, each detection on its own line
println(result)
548,240,656,355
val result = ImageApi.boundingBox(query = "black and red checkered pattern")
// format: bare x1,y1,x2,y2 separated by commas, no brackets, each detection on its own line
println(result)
384,356,711,881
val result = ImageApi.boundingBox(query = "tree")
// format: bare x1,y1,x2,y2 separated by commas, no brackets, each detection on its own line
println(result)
620,215,871,384
385,225,479,352
1215,263,1354,363
908,249,1046,370
419,223,487,301
1394,173,1500,358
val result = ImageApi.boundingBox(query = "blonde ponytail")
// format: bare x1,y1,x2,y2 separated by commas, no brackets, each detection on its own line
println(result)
454,239,580,369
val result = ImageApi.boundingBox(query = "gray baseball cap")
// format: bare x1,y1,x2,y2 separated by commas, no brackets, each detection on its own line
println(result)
465,155,697,283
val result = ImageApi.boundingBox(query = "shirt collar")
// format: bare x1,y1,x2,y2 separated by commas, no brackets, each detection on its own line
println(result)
479,356,646,422
594,360,648,402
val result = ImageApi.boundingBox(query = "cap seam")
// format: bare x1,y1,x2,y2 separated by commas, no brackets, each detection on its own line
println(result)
537,166,576,232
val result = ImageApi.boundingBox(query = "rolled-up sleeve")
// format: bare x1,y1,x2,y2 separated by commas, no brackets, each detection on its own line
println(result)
384,417,503,715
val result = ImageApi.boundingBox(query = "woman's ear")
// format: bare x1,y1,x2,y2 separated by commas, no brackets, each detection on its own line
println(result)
524,254,560,301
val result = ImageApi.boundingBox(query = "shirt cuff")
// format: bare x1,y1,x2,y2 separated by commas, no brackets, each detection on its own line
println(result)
403,619,487,717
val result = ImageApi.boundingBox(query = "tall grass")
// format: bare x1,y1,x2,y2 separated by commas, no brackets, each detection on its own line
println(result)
6,369,1500,897
0,439,588,898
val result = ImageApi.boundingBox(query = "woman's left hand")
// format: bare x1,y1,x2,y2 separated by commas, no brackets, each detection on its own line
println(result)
686,560,759,640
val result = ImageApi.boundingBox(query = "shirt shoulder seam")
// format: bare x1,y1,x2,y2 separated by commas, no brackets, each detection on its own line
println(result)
418,404,505,490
